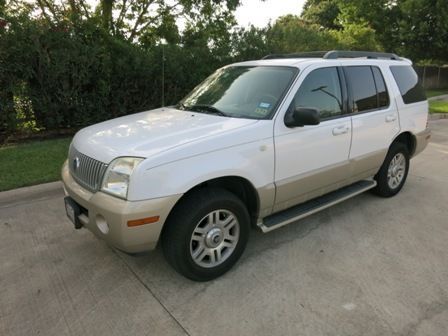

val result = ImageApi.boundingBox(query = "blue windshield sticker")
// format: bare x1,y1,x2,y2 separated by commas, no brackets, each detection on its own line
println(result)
259,102,271,109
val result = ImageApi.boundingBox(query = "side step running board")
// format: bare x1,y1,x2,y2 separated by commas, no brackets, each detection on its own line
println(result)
259,180,377,233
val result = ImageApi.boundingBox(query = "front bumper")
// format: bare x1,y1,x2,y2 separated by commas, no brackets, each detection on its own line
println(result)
61,161,182,253
413,128,431,157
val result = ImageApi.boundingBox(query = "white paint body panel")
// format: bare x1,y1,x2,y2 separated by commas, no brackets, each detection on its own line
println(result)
274,116,351,178
129,121,275,201
350,109,399,158
71,108,258,164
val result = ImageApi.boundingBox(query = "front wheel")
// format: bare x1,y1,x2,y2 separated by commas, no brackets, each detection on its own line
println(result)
162,188,250,281
372,142,410,197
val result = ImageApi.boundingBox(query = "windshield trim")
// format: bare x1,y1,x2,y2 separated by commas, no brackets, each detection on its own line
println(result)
177,65,300,120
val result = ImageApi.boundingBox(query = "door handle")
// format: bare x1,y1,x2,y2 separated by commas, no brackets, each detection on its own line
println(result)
332,126,349,136
385,114,397,123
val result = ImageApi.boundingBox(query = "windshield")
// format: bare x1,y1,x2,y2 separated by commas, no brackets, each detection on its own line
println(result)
178,66,298,119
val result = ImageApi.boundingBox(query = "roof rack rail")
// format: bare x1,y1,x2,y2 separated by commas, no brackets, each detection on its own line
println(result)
324,50,401,60
262,50,401,61
262,51,328,60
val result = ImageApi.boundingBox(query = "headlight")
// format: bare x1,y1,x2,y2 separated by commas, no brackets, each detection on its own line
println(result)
101,157,143,199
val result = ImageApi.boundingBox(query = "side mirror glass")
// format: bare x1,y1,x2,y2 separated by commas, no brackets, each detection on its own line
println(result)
285,107,321,127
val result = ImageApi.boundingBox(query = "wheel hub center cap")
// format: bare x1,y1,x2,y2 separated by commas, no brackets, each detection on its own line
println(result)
205,228,223,248
392,166,398,176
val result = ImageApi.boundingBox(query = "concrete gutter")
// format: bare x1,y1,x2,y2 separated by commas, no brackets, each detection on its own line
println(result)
0,181,63,209
428,94,448,101
429,113,448,120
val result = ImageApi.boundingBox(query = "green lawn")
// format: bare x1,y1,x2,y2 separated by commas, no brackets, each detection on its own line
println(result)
426,89,448,98
0,138,71,192
429,100,448,114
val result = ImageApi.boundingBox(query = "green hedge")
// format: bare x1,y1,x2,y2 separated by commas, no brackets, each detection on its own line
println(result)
0,17,230,140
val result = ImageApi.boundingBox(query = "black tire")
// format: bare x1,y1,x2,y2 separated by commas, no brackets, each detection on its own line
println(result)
162,188,250,281
372,142,410,197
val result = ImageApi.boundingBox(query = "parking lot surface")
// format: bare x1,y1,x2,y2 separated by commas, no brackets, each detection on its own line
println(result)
1,120,448,336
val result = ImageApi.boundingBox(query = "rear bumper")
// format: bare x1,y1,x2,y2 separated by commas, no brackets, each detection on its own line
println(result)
413,128,431,157
61,161,182,253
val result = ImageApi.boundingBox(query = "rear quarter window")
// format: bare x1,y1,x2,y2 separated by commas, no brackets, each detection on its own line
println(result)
390,66,426,104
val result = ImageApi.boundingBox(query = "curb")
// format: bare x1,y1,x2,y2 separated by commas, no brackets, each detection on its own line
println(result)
429,113,448,120
0,181,63,209
428,94,448,101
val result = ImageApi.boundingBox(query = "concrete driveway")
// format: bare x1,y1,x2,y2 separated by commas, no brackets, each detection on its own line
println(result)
1,120,448,336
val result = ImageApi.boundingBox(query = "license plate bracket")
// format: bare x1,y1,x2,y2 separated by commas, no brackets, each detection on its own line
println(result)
64,197,82,229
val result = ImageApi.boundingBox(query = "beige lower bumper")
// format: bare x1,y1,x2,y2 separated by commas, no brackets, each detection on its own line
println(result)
61,161,182,253
413,128,431,157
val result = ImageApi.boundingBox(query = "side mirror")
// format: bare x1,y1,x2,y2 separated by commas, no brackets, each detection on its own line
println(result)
284,107,321,128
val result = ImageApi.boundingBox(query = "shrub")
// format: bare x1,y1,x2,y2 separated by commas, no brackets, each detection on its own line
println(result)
0,15,232,141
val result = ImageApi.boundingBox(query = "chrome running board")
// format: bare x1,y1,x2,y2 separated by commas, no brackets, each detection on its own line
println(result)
259,180,377,233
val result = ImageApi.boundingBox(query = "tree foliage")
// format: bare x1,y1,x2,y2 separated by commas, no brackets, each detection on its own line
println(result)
265,14,380,54
396,0,448,61
301,0,341,30
267,15,339,53
302,0,448,61
11,0,240,43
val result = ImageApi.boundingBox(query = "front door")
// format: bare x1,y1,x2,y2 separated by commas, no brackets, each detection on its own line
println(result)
273,65,352,212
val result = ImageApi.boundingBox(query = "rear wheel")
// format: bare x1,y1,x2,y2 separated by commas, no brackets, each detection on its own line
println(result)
162,188,250,281
372,142,410,197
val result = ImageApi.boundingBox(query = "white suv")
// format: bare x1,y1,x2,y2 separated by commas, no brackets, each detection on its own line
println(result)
62,51,430,281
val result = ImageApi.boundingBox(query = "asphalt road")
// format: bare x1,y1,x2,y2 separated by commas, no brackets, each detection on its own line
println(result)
1,120,448,336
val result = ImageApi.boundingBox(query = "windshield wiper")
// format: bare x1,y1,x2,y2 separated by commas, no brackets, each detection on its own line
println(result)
183,104,229,117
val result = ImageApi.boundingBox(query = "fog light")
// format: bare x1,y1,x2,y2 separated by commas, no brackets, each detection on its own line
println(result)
96,215,109,234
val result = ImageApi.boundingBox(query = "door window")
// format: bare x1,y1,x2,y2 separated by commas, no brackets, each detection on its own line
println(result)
344,66,378,112
293,67,343,120
372,67,390,108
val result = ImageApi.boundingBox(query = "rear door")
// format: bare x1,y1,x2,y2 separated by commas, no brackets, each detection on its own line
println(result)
345,65,400,179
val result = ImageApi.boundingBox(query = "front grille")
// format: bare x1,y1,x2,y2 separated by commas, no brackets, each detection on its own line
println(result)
68,146,109,192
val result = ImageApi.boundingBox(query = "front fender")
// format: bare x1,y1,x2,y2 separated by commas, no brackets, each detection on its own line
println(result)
127,138,275,202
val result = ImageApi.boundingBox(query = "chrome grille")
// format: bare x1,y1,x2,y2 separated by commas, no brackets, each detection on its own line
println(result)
68,146,108,192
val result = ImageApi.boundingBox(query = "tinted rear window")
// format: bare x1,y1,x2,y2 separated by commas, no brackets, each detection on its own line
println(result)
390,66,426,104
344,66,378,112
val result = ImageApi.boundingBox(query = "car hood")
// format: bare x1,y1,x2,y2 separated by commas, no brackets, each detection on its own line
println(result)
71,107,258,163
